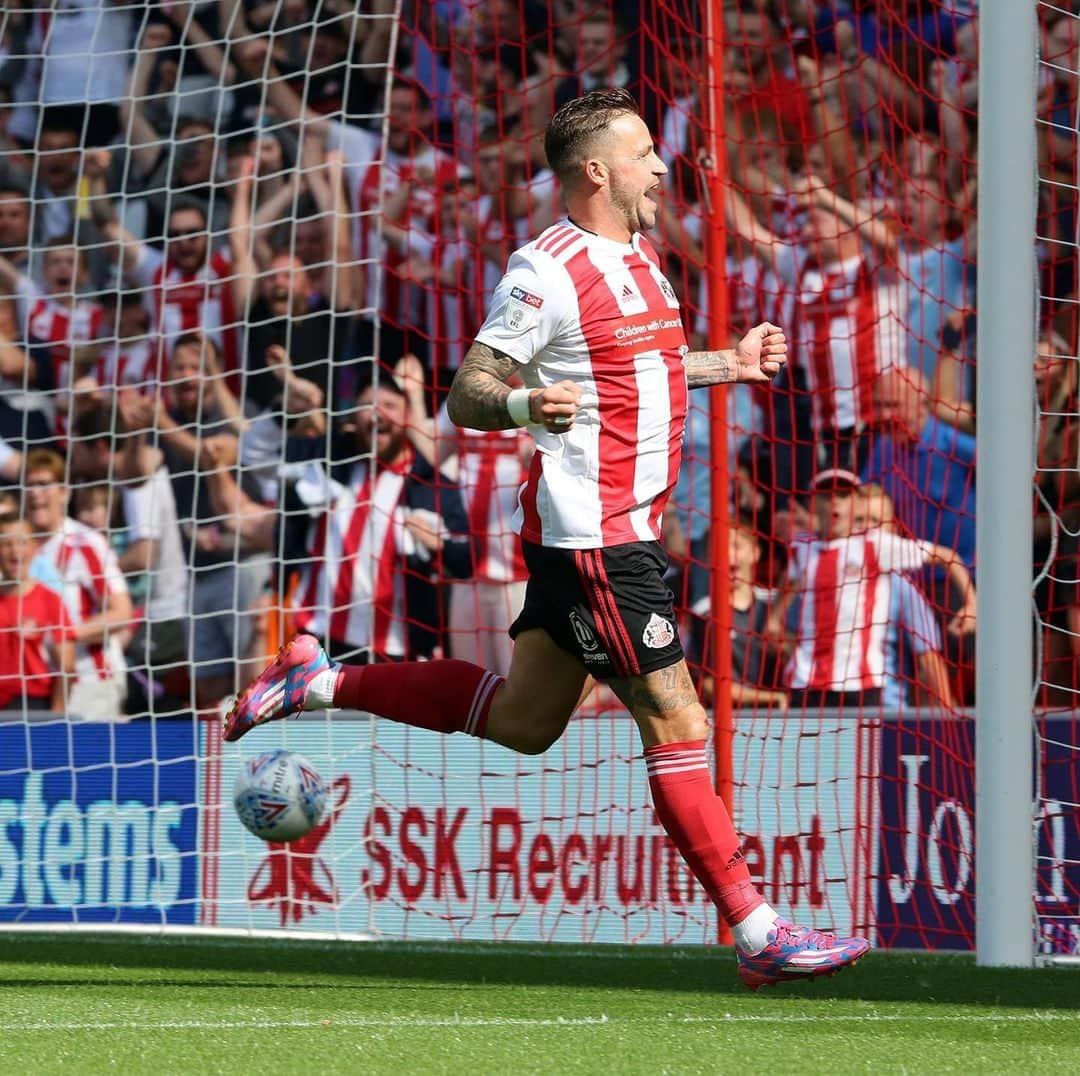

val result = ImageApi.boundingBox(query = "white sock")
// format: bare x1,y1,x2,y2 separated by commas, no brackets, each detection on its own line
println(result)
305,665,341,710
731,903,779,956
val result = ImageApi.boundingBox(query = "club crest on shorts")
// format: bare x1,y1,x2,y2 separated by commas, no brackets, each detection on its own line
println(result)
504,285,543,333
642,612,675,649
569,610,599,652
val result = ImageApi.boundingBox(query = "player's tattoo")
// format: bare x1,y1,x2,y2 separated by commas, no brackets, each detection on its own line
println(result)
684,349,737,389
612,662,700,719
446,341,523,430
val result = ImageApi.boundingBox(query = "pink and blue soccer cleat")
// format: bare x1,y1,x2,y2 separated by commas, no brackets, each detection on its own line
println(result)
223,634,331,742
737,918,871,992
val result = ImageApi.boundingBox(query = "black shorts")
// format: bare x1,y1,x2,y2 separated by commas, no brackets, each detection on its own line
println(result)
509,540,685,681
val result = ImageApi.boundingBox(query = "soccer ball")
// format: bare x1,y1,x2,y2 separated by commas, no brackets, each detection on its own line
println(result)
233,749,327,843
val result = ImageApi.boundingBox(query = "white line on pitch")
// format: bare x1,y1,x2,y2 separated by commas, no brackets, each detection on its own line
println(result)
0,1012,1076,1032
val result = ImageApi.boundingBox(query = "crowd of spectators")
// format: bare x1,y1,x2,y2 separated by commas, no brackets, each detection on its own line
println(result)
0,0,1071,719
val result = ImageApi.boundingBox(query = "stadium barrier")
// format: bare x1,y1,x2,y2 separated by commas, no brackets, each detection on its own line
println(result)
1,709,1075,960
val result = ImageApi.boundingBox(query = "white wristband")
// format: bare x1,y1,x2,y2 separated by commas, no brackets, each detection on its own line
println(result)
506,388,533,427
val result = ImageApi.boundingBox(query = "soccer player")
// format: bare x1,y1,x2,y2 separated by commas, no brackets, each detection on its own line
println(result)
225,89,871,990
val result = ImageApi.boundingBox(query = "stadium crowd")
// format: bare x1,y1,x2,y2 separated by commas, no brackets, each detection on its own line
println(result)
0,0,1072,719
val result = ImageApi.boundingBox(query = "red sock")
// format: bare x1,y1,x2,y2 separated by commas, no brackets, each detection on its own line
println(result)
645,740,763,927
333,660,502,738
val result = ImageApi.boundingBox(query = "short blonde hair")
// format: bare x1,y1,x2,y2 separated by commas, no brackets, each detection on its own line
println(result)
23,448,65,484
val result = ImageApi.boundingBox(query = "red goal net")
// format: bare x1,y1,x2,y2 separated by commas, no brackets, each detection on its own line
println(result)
364,0,990,949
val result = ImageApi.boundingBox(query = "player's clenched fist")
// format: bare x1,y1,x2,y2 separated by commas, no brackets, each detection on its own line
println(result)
529,380,582,434
734,322,788,383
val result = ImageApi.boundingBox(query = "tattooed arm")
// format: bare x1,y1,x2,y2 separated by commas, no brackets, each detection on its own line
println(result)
445,342,522,430
684,349,738,388
446,341,583,434
685,323,788,389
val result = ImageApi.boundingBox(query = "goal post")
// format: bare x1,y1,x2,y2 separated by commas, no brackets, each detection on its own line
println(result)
975,1,1037,969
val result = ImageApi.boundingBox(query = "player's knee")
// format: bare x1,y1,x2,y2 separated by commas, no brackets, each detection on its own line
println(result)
644,703,709,745
514,725,563,755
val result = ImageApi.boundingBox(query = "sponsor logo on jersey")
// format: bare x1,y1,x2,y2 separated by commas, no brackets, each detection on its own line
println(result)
504,286,543,333
510,286,544,308
642,612,675,650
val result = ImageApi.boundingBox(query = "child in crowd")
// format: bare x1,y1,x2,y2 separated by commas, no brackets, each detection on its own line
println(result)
0,514,75,711
770,470,974,709
683,517,788,710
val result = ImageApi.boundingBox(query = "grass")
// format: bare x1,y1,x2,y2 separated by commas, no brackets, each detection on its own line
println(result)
0,935,1078,1074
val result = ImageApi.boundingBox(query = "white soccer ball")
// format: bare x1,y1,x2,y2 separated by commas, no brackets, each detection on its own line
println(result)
233,749,327,843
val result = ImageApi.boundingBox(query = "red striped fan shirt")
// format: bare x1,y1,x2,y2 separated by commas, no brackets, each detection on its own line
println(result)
776,247,903,434
786,528,934,693
435,405,528,583
130,246,239,375
37,517,128,682
296,456,415,657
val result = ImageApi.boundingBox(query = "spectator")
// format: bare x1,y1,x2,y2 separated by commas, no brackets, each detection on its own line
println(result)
724,3,814,151
861,483,955,710
810,132,975,381
11,2,134,147
569,10,633,96
262,72,461,365
0,300,53,452
30,111,86,243
0,514,76,712
262,140,359,311
379,174,488,388
726,180,904,475
0,186,32,272
0,236,106,436
104,193,244,382
71,482,114,539
0,85,31,192
24,448,132,720
769,469,974,710
112,389,190,715
863,365,976,572
347,77,460,366
159,334,264,707
94,291,160,397
120,15,232,239
228,155,354,411
430,389,531,677
292,376,473,663
686,517,788,711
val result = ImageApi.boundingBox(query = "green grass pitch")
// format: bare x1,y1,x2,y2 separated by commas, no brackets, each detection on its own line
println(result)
1,935,1078,1074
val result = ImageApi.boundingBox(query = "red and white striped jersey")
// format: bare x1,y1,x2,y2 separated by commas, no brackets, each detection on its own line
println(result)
786,528,933,693
353,145,460,326
96,336,162,395
427,230,487,374
777,247,903,434
15,277,105,393
37,517,129,683
435,404,528,583
693,252,793,344
296,457,414,656
474,220,689,550
130,246,238,373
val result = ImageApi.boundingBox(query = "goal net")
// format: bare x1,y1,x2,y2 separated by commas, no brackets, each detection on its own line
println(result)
0,1,1070,957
